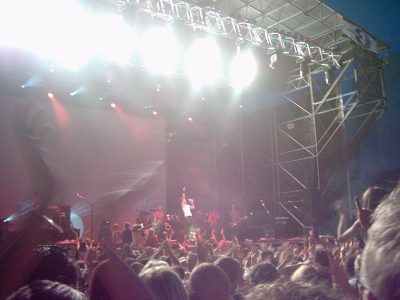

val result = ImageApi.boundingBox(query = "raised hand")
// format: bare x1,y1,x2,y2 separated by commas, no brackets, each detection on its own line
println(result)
355,196,371,229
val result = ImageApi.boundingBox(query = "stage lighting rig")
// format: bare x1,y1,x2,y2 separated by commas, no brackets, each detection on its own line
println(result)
116,0,341,69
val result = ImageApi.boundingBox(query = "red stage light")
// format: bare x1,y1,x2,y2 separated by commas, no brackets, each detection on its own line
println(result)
110,102,117,108
48,92,54,99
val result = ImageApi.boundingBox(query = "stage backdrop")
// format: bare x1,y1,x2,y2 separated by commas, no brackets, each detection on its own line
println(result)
0,94,166,237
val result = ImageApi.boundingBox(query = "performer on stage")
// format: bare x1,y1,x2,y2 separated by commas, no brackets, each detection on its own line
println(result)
181,187,195,223
208,209,220,230
229,204,240,226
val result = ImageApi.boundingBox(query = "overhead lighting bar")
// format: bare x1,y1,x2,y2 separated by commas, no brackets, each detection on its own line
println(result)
119,0,341,68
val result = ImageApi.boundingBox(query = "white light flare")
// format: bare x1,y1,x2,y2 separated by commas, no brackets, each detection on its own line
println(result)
230,50,258,91
90,14,135,63
140,26,180,75
186,37,222,86
0,0,92,69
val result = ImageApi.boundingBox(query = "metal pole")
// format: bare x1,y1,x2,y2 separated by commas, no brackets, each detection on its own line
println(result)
90,203,94,241
239,110,246,213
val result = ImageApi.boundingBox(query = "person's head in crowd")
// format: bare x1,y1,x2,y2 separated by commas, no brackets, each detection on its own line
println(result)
6,280,86,300
361,184,400,300
314,249,331,269
130,262,144,274
215,257,243,292
188,263,231,300
261,250,277,266
179,256,188,269
291,264,332,287
141,259,169,274
28,245,79,287
124,222,130,230
89,259,152,300
248,262,278,286
246,279,342,300
140,266,188,300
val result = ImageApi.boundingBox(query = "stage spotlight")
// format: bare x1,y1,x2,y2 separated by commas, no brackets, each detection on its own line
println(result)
22,73,43,88
152,110,158,115
70,86,86,97
37,1,92,70
21,85,25,89
230,50,258,91
48,92,54,99
188,117,193,121
0,0,91,69
110,102,117,108
186,37,222,86
140,26,180,75
90,14,135,63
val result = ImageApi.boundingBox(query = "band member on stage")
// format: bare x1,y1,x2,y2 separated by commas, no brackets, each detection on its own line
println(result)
229,204,240,226
181,187,195,222
121,222,133,246
208,209,220,229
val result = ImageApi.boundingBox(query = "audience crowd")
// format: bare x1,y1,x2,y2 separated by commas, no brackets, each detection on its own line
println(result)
1,184,400,299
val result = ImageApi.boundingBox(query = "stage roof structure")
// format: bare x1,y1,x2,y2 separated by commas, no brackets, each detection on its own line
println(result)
102,0,388,66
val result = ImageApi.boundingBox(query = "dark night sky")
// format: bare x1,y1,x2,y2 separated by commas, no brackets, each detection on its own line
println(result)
324,0,400,55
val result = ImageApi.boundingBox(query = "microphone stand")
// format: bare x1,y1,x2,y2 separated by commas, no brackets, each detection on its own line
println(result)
260,200,270,215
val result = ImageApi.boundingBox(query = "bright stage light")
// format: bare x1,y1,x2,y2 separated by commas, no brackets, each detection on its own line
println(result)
140,27,180,75
230,50,258,90
152,110,158,115
186,37,222,86
90,14,135,63
188,117,193,121
48,92,54,99
70,86,86,97
110,102,117,108
0,0,92,69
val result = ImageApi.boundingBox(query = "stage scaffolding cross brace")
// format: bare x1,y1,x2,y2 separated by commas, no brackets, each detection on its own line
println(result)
270,44,386,230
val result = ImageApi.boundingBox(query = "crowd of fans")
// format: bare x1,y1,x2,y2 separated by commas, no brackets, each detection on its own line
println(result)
1,183,400,299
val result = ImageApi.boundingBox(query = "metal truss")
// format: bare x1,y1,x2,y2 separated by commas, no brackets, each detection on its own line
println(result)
120,0,340,67
272,44,386,227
